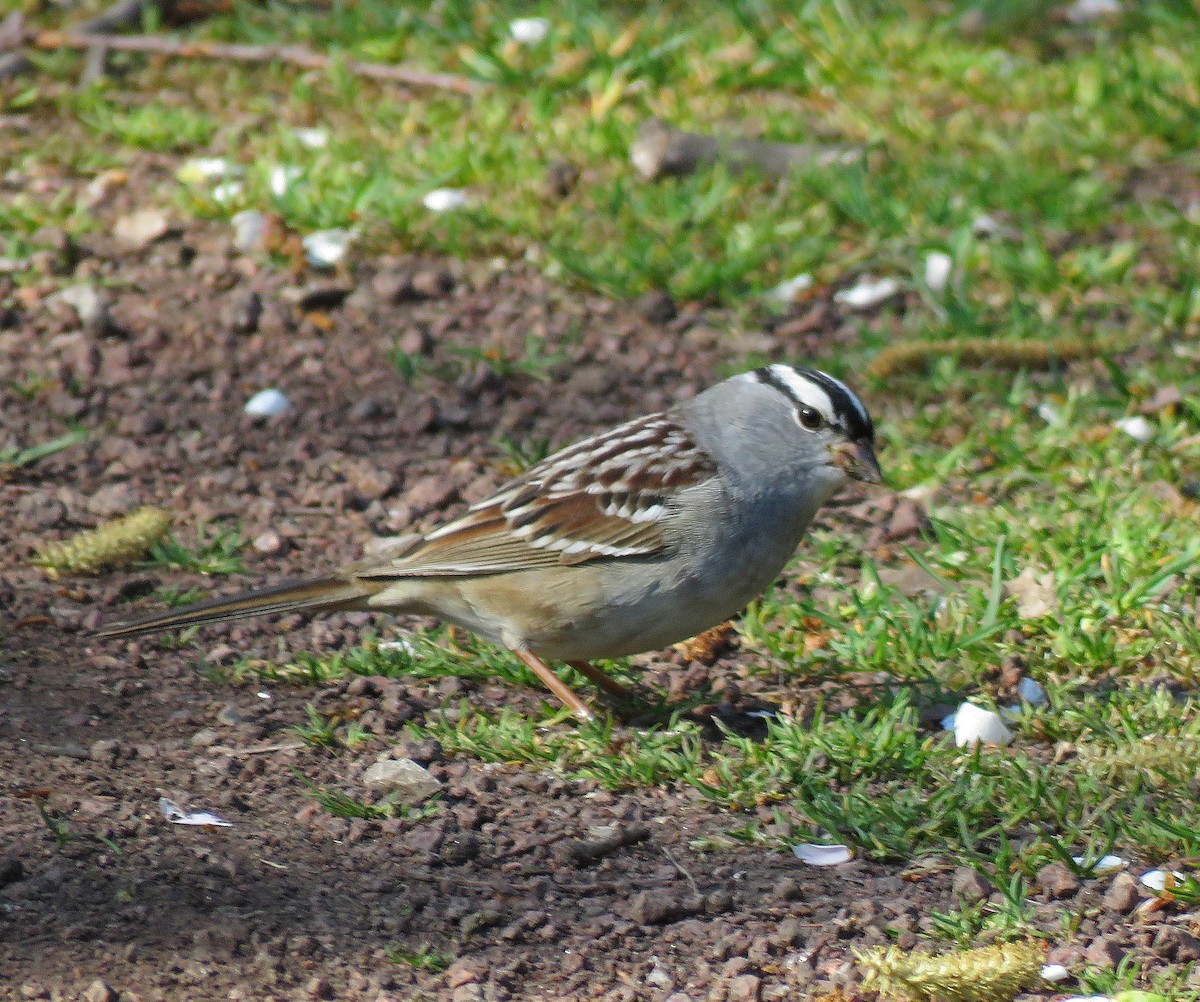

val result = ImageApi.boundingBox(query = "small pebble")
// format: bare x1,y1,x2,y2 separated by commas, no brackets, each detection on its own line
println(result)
270,165,303,198
244,388,291,417
953,702,1014,747
923,251,952,293
177,157,239,185
292,127,329,148
302,229,353,268
231,211,268,253
509,17,549,44
791,843,852,866
423,188,469,212
1116,415,1154,443
113,208,171,248
835,276,900,310
211,181,243,205
767,273,814,304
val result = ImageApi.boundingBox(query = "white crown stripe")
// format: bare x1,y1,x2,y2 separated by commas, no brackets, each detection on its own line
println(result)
767,364,835,419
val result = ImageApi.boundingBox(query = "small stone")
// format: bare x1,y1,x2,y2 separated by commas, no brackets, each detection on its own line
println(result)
635,289,677,324
302,229,353,268
834,275,900,310
409,268,455,299
252,530,285,555
440,833,479,865
244,388,291,417
114,207,171,247
88,738,121,764
509,17,549,44
923,251,952,293
228,290,263,334
545,159,579,198
83,978,117,1002
422,188,468,212
951,866,992,903
0,856,24,888
625,891,701,925
292,283,353,311
1153,925,1200,963
1037,861,1081,899
190,727,221,748
1102,872,1141,914
1084,934,1127,969
360,758,442,804
305,975,333,999
445,959,485,989
727,974,762,1002
403,474,458,516
231,210,267,253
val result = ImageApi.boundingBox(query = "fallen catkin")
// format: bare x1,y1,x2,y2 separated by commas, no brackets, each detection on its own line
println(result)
866,334,1121,379
856,940,1045,1002
33,507,171,578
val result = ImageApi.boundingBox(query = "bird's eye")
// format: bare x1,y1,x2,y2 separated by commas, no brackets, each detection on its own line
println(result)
797,407,824,431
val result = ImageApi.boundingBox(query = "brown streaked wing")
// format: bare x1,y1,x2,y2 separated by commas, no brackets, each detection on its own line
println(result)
354,412,718,578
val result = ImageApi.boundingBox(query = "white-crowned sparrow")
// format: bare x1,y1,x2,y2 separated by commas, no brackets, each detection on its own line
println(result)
99,365,880,721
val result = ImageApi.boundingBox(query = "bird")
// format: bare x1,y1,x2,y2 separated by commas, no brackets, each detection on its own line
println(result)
98,364,881,722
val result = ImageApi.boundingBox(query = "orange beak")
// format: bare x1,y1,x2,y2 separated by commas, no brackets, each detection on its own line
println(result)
833,440,882,484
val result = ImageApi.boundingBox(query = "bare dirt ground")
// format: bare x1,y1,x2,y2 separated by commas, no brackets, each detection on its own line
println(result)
0,156,1174,1002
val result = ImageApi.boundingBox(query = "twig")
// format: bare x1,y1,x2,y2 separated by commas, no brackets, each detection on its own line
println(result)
631,118,863,181
28,29,483,94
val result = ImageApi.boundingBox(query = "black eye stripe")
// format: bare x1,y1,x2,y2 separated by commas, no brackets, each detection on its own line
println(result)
754,365,874,443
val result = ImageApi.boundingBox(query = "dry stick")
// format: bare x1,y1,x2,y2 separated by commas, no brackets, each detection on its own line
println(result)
28,29,483,94
866,333,1127,380
630,118,863,181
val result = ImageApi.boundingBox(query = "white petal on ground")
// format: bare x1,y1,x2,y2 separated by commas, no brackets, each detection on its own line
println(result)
1041,963,1071,982
270,165,303,198
244,388,291,417
231,210,267,253
767,273,814,303
791,843,853,866
292,127,329,148
954,702,1014,748
923,251,953,293
1038,402,1063,425
160,796,233,827
422,188,470,212
1116,415,1154,443
834,276,900,310
1017,676,1048,706
1072,854,1126,875
509,17,550,44
1140,868,1185,891
211,181,243,205
176,157,241,185
302,228,353,267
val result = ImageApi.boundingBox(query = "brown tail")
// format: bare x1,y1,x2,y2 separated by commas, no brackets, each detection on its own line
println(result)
96,575,377,639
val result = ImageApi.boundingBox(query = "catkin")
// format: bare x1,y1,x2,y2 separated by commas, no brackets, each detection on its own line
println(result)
867,334,1121,379
33,507,172,579
856,940,1045,1002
